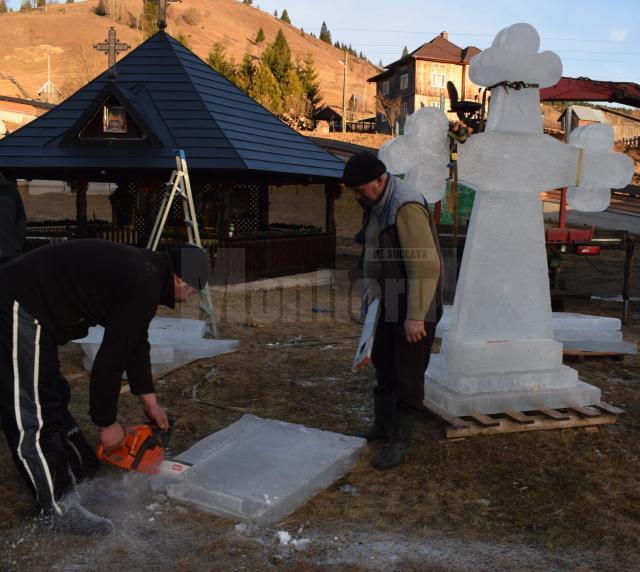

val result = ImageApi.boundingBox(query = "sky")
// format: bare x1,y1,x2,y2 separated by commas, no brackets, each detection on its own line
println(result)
252,0,640,83
6,0,639,83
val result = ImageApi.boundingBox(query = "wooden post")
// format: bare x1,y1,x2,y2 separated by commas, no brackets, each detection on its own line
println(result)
622,233,635,325
324,183,341,234
69,178,89,237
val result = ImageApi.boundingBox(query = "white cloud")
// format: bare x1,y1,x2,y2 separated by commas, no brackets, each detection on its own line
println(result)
610,29,628,42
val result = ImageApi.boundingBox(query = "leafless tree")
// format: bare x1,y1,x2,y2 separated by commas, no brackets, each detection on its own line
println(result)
375,94,401,133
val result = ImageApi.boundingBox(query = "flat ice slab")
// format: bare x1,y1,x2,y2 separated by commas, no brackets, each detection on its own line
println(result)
153,415,366,525
73,318,239,375
435,307,635,353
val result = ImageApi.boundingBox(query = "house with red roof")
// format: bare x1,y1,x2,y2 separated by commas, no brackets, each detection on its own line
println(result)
368,32,482,133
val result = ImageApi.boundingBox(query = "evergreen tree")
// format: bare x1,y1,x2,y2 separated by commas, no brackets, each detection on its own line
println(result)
296,55,322,115
255,26,265,44
262,29,291,84
0,0,7,13
273,9,277,17
175,32,191,49
378,58,384,67
237,53,255,90
319,21,331,44
207,42,238,85
242,0,253,4
142,0,159,38
402,46,409,57
37,0,45,7
95,0,106,15
247,62,281,113
333,40,339,48
66,0,74,3
280,9,290,24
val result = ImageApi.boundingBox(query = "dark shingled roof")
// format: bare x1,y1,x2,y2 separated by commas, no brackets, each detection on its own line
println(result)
368,34,480,83
0,32,344,182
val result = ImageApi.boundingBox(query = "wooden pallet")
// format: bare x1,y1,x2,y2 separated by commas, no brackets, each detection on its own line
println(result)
424,399,624,440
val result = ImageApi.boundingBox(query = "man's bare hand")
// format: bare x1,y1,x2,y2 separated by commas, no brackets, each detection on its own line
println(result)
99,423,125,450
404,319,426,343
139,393,169,430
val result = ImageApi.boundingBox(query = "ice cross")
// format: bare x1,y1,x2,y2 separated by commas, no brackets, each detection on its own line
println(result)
94,27,130,80
406,23,633,416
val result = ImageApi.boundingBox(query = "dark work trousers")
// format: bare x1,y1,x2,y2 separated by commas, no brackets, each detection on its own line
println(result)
0,286,98,515
371,313,437,414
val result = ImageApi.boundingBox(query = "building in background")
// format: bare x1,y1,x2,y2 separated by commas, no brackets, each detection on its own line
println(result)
368,32,481,133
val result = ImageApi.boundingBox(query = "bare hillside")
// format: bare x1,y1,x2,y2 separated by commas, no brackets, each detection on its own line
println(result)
0,0,379,112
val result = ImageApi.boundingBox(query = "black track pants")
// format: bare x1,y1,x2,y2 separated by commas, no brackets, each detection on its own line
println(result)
371,315,437,413
0,287,98,514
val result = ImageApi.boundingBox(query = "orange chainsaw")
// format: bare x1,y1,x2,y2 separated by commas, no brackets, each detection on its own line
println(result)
96,419,174,475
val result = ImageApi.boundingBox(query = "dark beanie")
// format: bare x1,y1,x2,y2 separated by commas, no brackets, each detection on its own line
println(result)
342,151,387,188
168,244,210,291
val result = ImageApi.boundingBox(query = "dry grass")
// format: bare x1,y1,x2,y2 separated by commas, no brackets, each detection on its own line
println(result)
0,250,639,569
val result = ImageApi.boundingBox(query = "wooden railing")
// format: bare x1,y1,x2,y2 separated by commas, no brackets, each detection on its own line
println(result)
212,232,336,285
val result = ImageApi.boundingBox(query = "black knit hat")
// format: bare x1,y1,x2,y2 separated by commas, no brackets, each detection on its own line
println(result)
168,244,210,291
342,151,387,188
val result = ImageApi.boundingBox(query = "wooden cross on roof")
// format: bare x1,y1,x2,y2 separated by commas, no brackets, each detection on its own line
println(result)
94,27,130,80
158,0,168,31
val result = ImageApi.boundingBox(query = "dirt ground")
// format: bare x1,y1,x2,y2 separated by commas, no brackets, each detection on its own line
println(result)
0,247,638,571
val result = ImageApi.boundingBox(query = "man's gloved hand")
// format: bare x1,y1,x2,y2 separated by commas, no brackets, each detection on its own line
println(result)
139,393,169,430
99,423,125,450
404,319,426,343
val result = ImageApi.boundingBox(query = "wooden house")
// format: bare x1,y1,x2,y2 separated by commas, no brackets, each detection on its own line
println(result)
368,32,481,133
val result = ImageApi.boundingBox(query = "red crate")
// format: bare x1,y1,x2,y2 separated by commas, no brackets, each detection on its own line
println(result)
546,228,570,242
568,229,594,242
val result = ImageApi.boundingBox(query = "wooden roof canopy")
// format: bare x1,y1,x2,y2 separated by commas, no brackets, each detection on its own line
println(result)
0,31,345,184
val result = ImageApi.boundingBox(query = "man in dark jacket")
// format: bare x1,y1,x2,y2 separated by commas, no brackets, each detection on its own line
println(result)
0,240,209,533
0,170,27,266
344,152,443,470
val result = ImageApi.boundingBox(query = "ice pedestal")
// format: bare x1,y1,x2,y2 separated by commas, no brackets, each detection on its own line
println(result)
153,415,366,525
424,193,601,416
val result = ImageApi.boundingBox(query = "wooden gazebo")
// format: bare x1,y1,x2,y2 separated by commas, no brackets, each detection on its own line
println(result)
0,31,345,284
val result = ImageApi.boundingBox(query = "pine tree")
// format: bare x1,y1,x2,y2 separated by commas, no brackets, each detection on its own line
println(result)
207,42,238,85
237,54,255,90
273,9,277,17
402,46,409,57
333,40,339,48
95,0,107,15
242,0,253,4
255,26,265,44
378,59,384,67
247,62,281,113
262,29,291,84
175,32,191,49
319,21,331,44
37,0,45,7
280,9,290,24
0,0,7,13
142,0,159,38
66,0,74,3
296,55,322,115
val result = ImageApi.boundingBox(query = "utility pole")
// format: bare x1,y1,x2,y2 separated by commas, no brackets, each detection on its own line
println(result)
341,49,348,133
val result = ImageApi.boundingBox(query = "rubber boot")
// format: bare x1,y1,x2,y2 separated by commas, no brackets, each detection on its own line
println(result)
354,393,395,442
372,410,413,470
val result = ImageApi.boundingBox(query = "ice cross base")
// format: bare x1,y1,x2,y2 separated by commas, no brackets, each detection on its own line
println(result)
415,23,633,416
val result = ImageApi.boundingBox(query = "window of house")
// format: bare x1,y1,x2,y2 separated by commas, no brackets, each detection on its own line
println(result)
381,81,389,96
431,64,446,88
400,73,409,90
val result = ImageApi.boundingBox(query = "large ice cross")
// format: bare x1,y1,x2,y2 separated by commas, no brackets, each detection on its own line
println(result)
380,23,634,415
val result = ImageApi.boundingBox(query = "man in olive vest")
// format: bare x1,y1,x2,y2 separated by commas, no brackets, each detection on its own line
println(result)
344,152,442,470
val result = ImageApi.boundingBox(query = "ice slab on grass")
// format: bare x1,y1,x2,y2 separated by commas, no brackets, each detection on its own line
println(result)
153,415,366,525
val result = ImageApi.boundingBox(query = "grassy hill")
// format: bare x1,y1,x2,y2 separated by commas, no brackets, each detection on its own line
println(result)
0,0,379,114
